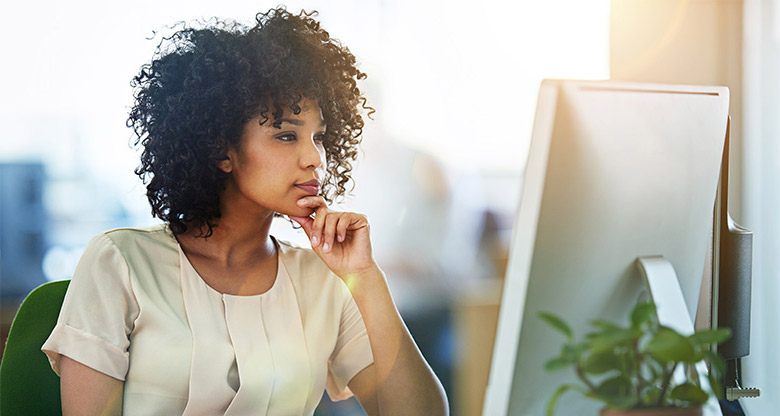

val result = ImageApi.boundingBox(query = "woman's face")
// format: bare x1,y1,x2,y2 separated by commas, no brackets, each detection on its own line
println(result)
220,99,327,218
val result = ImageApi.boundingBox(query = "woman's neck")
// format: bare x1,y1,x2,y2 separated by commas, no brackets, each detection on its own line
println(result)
177,205,276,268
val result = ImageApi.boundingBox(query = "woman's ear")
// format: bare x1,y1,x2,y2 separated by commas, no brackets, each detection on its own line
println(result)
217,142,234,173
218,157,233,173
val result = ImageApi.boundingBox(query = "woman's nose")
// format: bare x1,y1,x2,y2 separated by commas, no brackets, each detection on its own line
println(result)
300,136,325,169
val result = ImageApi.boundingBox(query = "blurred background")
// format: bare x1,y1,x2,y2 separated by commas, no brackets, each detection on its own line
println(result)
1,0,777,415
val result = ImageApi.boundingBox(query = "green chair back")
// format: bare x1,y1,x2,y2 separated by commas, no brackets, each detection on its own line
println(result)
0,280,69,415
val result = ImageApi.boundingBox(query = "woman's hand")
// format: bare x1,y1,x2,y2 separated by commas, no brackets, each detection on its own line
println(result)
289,196,378,279
291,196,449,416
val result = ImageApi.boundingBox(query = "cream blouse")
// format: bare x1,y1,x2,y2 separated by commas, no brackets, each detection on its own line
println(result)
42,225,374,415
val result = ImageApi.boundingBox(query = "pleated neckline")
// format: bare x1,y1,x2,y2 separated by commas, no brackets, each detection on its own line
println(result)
173,232,281,299
176,235,312,416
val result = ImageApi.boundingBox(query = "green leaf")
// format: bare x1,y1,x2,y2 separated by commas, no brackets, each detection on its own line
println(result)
590,319,623,332
544,341,587,372
631,302,657,329
691,349,704,363
581,350,622,375
544,356,574,372
539,312,573,339
594,375,632,397
689,328,732,346
701,349,726,400
562,342,587,362
588,328,638,353
707,370,724,400
590,376,637,409
640,386,663,406
546,384,583,416
602,396,639,411
645,327,697,363
702,349,725,375
670,382,709,405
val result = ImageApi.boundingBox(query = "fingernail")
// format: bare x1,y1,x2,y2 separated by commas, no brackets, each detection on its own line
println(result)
338,234,344,242
312,235,319,246
323,243,330,252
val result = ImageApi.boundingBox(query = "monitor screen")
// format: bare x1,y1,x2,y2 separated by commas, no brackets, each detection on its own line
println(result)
483,80,729,415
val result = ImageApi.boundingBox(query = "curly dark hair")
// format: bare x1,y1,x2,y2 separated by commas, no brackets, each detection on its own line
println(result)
127,7,371,237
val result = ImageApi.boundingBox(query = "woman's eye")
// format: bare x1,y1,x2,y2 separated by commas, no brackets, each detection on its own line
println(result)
275,133,296,142
314,133,326,143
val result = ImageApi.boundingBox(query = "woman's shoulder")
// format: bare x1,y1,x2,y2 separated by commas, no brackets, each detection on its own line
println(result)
274,237,316,258
274,237,348,295
67,226,176,291
274,237,327,274
101,223,170,239
88,224,178,259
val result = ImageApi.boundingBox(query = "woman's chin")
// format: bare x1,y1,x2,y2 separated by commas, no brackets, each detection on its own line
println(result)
281,206,315,219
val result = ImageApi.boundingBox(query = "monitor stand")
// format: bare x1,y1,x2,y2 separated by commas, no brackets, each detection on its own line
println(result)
636,256,723,416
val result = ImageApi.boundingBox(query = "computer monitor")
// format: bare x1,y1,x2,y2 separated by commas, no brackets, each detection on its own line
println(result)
482,80,730,415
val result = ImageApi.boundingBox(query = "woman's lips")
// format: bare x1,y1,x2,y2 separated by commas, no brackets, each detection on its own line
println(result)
295,180,320,195
295,184,320,195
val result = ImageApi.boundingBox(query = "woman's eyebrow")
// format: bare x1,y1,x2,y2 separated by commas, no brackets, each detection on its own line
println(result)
277,118,327,127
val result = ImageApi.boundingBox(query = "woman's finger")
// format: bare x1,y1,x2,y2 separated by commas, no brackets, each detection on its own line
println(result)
311,208,330,249
321,212,344,253
335,213,351,242
297,196,329,247
289,215,314,238
296,196,327,210
348,213,369,232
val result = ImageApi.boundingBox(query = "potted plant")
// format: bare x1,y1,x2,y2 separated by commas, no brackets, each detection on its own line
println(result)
539,301,731,416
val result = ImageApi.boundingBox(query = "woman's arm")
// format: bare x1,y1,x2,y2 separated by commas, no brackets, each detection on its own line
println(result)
347,364,380,415
60,356,124,416
346,267,449,416
291,198,449,416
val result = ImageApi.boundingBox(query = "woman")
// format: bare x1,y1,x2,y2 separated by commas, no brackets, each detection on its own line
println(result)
42,7,448,415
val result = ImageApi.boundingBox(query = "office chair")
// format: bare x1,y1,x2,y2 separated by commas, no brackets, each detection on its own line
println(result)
0,280,69,415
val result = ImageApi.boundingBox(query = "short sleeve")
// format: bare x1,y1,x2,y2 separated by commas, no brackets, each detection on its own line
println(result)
41,233,139,380
324,288,374,401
